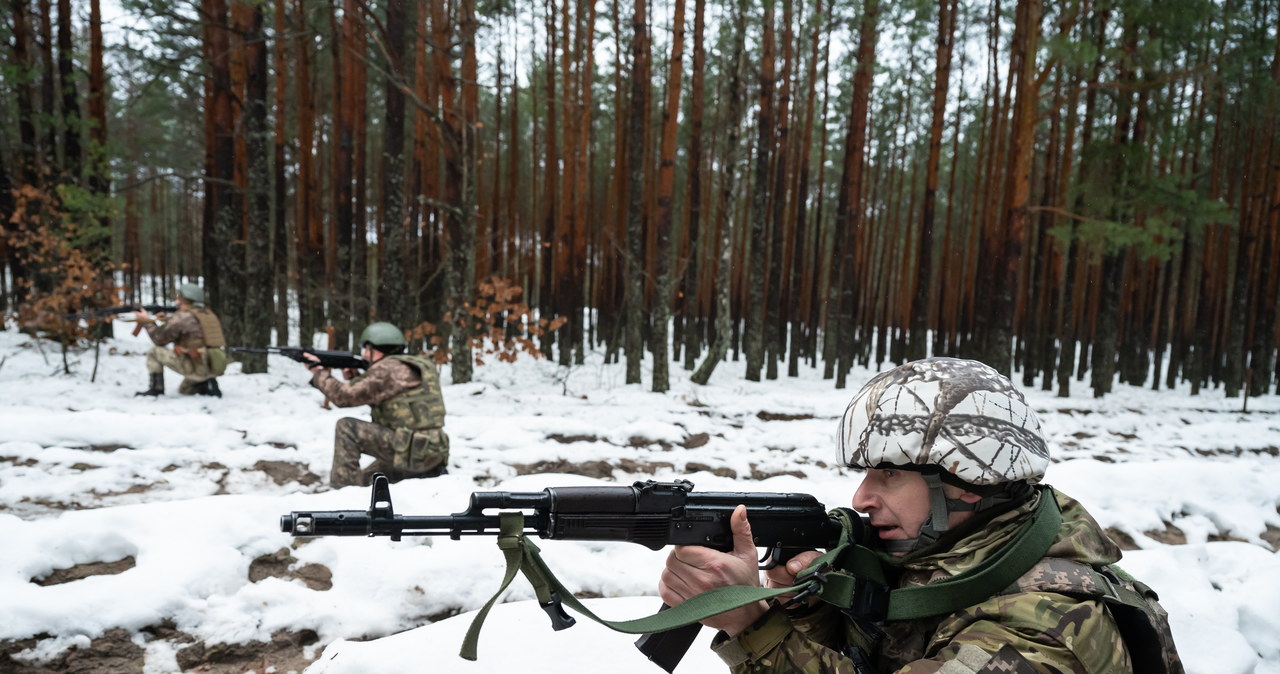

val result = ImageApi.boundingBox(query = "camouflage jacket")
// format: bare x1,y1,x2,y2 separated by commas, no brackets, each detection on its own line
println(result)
311,354,445,432
144,309,207,350
711,490,1135,674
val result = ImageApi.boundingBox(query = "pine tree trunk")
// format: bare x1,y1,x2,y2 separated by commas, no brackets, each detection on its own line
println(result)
379,0,409,329
744,4,775,382
240,1,271,373
691,0,748,386
651,0,685,392
831,0,879,389
271,0,290,345
681,0,707,372
623,0,650,385
909,0,957,361
204,0,243,338
295,0,322,346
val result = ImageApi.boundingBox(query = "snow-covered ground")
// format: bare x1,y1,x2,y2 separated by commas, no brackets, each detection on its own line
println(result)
1,321,1278,673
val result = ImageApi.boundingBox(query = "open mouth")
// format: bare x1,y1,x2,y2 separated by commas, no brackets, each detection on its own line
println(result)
874,525,902,539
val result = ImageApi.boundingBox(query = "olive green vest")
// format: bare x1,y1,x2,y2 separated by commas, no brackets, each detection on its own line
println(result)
370,354,446,432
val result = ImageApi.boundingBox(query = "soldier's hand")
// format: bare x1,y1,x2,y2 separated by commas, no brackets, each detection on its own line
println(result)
134,308,151,322
764,549,822,607
658,505,767,636
301,352,326,372
341,368,357,380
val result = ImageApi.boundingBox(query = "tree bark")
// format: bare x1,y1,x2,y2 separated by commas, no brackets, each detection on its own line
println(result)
651,0,685,392
691,0,748,386
623,0,650,384
909,0,957,361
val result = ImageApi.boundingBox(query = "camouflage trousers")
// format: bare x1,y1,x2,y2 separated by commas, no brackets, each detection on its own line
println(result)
146,346,213,395
330,417,449,489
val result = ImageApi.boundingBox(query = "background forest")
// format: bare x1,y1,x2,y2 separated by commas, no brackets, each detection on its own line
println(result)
1,0,1278,398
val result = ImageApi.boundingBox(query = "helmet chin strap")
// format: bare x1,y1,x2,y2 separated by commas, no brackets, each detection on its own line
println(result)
884,472,983,555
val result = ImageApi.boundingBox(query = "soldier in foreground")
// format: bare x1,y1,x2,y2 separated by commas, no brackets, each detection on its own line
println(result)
135,283,226,398
659,357,1181,673
303,322,449,488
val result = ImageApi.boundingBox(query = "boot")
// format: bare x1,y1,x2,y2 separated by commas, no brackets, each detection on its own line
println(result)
195,378,222,398
136,372,164,397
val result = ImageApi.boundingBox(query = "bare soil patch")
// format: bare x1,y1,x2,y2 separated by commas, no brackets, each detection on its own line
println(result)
32,556,136,586
512,459,616,479
255,460,323,487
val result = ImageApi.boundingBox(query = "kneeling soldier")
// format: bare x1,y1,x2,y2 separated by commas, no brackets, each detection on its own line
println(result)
135,283,225,398
303,322,449,488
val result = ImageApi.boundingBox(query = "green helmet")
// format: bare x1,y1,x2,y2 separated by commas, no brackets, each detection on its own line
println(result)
359,322,407,350
178,282,206,306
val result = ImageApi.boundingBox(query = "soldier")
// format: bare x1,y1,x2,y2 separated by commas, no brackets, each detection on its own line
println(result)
303,322,449,489
135,283,225,398
658,357,1181,673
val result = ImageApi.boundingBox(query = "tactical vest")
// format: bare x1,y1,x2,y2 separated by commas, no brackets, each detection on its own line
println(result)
193,308,226,347
1012,558,1183,674
175,308,226,350
369,354,446,432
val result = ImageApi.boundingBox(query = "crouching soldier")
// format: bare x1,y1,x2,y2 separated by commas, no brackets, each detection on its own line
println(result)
135,283,226,398
303,322,449,489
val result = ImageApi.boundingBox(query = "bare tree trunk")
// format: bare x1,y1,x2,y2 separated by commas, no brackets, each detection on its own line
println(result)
744,3,775,382
987,0,1039,375
237,0,271,372
651,0,686,392
272,0,290,345
908,0,957,361
55,0,81,181
691,0,748,386
831,0,879,388
379,0,409,328
295,0,322,345
623,0,650,384
203,0,241,323
681,0,707,372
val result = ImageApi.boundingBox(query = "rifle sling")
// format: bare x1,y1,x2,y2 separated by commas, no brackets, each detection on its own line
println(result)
460,489,1062,663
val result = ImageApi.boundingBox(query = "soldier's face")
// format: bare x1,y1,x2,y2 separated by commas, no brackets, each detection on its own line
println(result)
852,468,977,553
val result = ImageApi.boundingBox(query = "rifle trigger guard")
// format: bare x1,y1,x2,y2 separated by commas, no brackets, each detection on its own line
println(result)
758,544,785,570
539,592,577,631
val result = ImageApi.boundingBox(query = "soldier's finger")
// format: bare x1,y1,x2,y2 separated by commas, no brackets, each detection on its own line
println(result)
729,505,757,562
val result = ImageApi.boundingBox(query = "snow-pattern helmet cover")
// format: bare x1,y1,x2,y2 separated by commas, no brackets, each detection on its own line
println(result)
838,358,1050,486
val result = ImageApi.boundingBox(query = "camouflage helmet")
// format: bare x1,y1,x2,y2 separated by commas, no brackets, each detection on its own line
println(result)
177,282,206,306
359,322,407,349
838,357,1049,486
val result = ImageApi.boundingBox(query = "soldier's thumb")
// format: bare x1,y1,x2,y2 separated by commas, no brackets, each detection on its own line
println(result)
730,505,757,562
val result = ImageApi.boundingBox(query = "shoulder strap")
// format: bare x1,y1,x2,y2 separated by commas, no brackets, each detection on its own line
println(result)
883,490,1063,620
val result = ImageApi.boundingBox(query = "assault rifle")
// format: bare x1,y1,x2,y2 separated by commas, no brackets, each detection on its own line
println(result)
62,304,178,321
280,475,855,671
229,346,370,370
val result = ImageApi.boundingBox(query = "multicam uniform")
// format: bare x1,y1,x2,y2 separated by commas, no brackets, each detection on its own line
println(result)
143,307,224,395
694,358,1180,674
711,488,1141,670
712,490,1144,674
311,353,449,488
